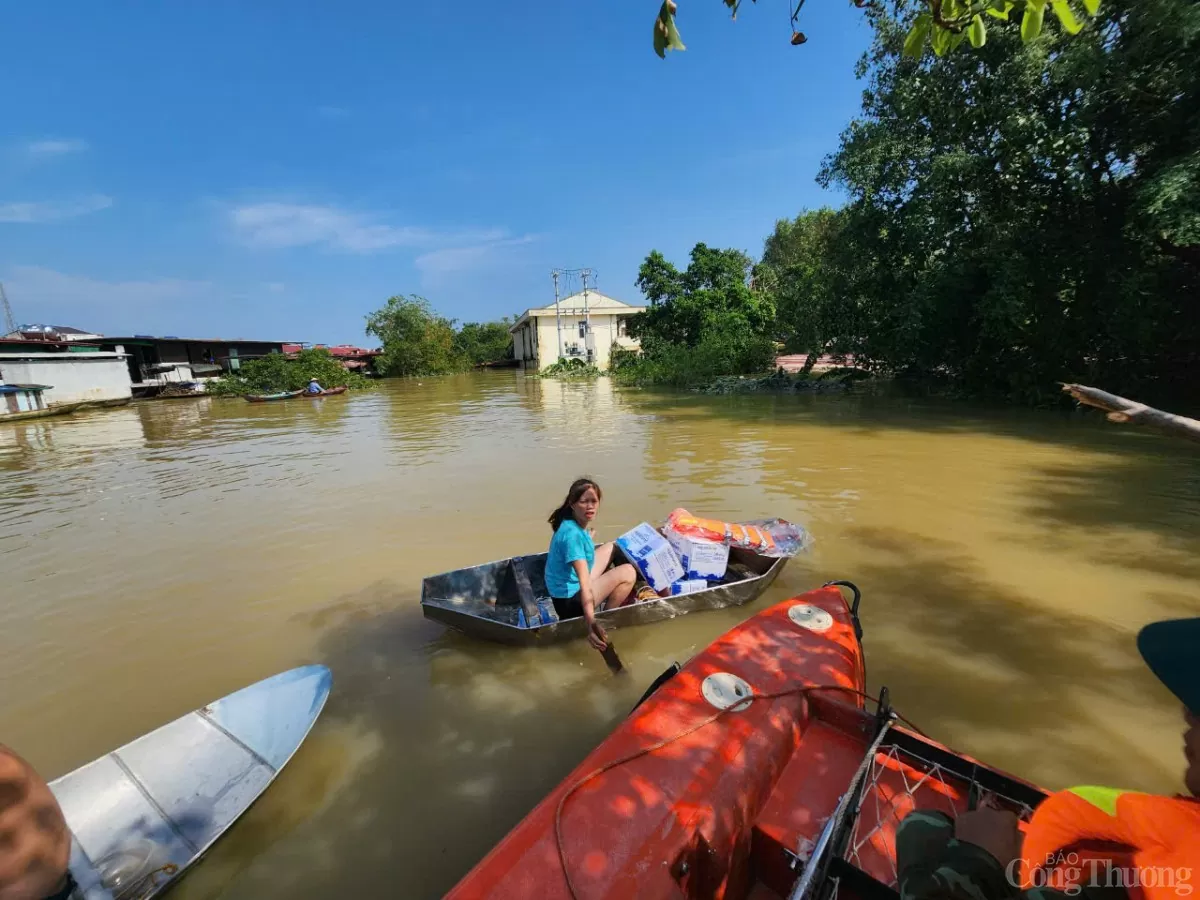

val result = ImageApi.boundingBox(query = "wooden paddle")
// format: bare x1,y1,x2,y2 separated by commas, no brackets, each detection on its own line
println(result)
600,642,625,675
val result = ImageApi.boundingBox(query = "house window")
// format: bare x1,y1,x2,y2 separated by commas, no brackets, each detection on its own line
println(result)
617,317,627,337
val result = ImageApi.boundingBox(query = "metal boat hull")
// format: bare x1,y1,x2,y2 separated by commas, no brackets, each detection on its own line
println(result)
421,546,788,646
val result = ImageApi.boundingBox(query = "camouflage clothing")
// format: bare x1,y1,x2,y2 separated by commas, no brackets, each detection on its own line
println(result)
897,810,1081,900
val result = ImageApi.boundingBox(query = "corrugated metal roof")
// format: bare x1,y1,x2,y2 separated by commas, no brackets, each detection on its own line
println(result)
0,384,51,393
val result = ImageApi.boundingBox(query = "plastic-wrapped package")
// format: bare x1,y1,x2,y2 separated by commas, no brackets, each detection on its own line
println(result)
664,527,729,580
616,523,686,592
665,509,812,558
669,579,710,596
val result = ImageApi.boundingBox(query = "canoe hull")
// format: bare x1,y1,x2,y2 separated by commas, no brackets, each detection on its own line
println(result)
0,402,85,424
444,586,1045,900
421,546,788,646
244,390,303,403
49,665,332,900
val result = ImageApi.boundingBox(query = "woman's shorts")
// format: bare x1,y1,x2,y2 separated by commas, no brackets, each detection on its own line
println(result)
552,593,584,620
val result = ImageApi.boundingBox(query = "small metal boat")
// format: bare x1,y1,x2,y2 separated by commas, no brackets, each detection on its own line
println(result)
421,545,788,646
244,389,304,403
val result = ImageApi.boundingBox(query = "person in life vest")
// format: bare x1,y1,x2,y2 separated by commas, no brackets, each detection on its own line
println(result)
896,616,1200,900
1016,617,1200,900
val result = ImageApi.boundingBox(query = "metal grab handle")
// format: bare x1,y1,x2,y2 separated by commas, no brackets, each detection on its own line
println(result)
788,715,894,900
823,580,863,640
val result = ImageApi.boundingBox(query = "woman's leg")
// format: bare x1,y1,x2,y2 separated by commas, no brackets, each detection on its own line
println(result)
591,542,615,577
592,564,637,611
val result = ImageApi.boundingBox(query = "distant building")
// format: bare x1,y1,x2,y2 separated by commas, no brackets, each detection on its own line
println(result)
0,347,132,406
3,324,104,343
92,336,293,389
0,383,50,417
283,343,383,375
510,292,645,371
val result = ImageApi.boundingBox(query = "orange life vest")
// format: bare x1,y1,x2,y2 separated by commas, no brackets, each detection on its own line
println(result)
666,508,779,554
1021,787,1200,900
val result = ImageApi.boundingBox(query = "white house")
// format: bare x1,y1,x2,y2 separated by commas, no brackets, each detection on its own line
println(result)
0,350,132,405
510,291,646,371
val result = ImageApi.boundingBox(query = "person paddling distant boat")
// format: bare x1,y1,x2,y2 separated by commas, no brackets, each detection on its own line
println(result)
305,378,323,395
544,478,636,652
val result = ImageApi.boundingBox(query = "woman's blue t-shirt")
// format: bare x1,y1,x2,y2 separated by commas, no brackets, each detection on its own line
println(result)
545,519,594,599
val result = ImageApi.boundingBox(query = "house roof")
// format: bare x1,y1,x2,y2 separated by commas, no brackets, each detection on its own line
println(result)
509,292,646,332
0,384,52,394
97,335,296,345
10,324,98,336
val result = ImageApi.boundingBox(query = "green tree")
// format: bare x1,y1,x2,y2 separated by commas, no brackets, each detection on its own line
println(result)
452,319,514,366
207,348,367,396
633,244,775,351
365,295,461,377
809,0,1200,403
620,243,778,384
756,208,859,372
652,0,1106,60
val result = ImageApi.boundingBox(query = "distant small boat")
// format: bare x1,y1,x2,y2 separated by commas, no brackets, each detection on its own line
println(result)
244,389,304,403
301,385,348,397
0,402,87,424
421,545,788,645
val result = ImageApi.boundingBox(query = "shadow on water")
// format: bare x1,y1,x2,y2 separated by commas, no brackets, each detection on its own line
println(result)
225,583,671,899
843,526,1186,793
620,386,1180,454
1018,449,1200,579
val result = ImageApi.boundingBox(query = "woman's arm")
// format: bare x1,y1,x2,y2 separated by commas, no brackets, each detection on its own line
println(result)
573,559,595,620
573,558,608,651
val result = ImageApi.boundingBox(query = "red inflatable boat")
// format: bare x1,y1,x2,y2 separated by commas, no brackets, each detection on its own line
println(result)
446,582,1047,900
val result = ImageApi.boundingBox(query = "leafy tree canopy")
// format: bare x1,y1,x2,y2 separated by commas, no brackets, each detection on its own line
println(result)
365,295,514,376
653,0,1105,61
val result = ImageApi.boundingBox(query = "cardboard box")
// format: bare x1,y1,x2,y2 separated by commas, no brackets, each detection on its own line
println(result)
665,529,730,581
616,523,685,593
669,579,710,596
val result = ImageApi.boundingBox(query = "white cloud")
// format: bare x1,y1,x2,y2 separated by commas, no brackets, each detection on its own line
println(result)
228,201,517,256
0,195,113,223
230,202,440,252
1,266,213,332
415,235,538,279
25,139,89,157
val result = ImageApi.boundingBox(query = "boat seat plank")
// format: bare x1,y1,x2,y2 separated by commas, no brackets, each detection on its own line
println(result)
509,557,542,624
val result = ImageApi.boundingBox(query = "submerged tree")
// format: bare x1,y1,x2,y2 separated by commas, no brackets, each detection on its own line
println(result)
365,295,461,377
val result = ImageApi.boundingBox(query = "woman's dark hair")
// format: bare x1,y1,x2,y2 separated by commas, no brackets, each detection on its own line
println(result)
548,477,602,531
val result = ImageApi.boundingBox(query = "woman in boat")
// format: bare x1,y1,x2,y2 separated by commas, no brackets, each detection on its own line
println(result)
545,478,637,652
305,377,324,395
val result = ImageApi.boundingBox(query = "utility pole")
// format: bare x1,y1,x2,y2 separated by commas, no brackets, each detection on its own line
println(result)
0,283,15,335
580,269,594,363
580,269,592,325
552,270,563,360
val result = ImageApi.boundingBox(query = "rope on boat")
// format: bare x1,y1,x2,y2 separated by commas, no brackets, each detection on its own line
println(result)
554,684,926,900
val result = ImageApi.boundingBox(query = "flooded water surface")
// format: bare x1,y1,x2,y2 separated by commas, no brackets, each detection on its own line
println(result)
2,374,1197,898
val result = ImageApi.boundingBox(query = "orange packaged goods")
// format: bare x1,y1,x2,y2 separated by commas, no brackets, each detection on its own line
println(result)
665,508,811,558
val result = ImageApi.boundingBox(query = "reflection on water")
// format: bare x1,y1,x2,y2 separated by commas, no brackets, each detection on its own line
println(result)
2,377,1198,899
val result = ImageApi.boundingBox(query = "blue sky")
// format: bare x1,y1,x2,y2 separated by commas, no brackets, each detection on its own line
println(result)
0,1,871,346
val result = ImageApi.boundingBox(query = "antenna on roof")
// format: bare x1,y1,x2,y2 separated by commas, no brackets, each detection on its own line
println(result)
0,283,15,335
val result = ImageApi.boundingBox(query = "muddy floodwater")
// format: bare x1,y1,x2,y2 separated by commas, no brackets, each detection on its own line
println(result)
2,374,1197,898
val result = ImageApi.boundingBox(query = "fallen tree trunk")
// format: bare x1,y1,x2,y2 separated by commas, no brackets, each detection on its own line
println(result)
1061,384,1200,445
